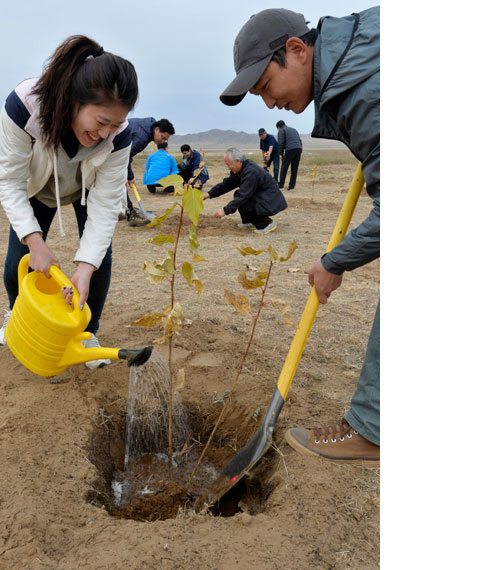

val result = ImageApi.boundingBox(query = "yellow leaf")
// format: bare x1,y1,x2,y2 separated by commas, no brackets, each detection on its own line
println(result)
279,240,298,262
143,261,166,284
193,254,206,262
224,289,251,314
193,279,203,296
164,302,183,336
130,312,165,327
182,186,204,226
156,174,184,190
148,234,176,246
237,245,267,256
270,299,296,326
182,262,194,285
268,244,278,261
257,263,269,281
147,203,177,227
160,252,175,275
238,270,265,290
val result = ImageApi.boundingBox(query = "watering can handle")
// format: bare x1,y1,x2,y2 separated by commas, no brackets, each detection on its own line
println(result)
17,254,83,314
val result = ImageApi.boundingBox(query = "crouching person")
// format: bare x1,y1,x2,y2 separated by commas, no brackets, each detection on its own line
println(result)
203,147,287,234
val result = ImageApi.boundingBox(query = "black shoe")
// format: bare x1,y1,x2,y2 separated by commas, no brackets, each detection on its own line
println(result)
287,187,295,192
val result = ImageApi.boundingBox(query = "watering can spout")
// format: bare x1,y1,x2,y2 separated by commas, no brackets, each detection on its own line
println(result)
118,346,154,367
4,255,154,377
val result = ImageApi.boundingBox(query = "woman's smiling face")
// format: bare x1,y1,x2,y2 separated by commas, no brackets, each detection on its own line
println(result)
71,103,129,147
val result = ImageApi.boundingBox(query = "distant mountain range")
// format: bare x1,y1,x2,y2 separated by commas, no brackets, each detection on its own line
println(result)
167,129,346,151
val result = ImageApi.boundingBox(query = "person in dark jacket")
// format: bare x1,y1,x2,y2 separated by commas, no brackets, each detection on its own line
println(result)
276,120,302,191
203,147,287,234
178,144,209,189
125,117,175,226
220,7,380,461
258,127,279,181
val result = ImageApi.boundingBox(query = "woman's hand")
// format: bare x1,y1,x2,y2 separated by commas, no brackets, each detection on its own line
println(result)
308,259,343,304
67,262,95,309
203,192,210,200
25,232,59,278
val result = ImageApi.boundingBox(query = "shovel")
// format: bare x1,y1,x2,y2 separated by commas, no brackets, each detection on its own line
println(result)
130,183,155,219
206,163,366,504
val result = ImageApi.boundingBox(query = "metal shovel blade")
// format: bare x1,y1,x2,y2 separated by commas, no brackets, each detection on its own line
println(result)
205,388,284,504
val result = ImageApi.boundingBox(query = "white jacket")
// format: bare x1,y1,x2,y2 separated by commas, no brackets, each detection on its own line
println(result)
0,78,131,269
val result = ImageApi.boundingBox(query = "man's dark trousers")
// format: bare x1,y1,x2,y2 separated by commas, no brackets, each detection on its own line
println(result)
279,148,302,189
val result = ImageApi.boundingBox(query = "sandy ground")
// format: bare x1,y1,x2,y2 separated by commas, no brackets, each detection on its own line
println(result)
0,150,379,569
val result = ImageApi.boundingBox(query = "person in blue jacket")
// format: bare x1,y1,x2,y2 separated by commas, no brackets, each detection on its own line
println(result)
125,117,175,225
142,141,178,194
220,7,380,461
178,144,209,189
258,127,279,181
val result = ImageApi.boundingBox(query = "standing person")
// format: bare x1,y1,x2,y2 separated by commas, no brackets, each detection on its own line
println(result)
178,144,209,189
220,7,380,459
203,147,287,234
258,127,280,181
276,120,302,191
142,141,178,194
126,117,175,226
0,35,139,370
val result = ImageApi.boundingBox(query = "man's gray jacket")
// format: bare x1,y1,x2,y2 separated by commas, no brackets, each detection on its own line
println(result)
312,6,379,274
277,125,302,156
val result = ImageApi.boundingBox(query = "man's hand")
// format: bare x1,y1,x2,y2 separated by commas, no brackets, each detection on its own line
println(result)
308,260,343,304
214,209,226,219
128,179,135,188
25,233,59,278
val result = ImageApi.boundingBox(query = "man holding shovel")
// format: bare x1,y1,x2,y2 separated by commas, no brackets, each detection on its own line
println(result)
220,7,380,460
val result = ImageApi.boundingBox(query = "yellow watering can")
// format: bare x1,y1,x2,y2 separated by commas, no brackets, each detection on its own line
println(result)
5,254,153,377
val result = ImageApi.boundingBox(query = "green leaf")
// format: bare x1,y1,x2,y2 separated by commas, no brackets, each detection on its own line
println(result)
182,186,204,226
182,261,194,285
148,234,176,246
237,245,266,256
279,240,298,262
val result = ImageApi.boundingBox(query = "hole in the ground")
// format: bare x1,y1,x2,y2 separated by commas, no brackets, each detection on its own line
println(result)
86,401,276,521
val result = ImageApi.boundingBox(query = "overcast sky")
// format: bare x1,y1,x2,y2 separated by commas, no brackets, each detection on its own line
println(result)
1,0,379,135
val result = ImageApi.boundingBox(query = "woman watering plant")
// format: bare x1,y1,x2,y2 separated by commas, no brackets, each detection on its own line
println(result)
0,35,139,369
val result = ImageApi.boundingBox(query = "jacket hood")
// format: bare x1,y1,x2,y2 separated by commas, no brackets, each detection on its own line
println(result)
313,7,380,111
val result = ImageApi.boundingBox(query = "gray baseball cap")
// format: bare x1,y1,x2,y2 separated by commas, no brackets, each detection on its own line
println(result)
220,8,309,107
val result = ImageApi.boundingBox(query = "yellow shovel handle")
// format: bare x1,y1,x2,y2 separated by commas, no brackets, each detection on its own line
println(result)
276,163,365,399
130,183,142,203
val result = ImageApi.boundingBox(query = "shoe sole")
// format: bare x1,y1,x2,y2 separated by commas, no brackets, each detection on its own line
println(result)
284,430,380,462
255,225,277,234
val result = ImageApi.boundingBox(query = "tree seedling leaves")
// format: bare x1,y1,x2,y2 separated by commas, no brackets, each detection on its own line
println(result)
143,260,167,284
238,270,265,290
147,203,177,227
268,244,278,261
224,289,251,314
256,264,269,280
270,299,295,326
160,251,175,276
193,279,203,295
182,186,204,226
164,302,184,336
182,262,203,296
279,240,298,262
157,174,184,191
130,312,165,327
188,225,205,261
237,245,267,256
148,234,176,246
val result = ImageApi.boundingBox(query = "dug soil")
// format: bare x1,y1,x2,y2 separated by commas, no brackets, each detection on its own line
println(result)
0,150,379,569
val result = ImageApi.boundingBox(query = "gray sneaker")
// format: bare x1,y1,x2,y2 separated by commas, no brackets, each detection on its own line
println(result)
254,221,277,234
237,222,256,229
83,333,111,369
0,310,11,346
128,208,150,227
